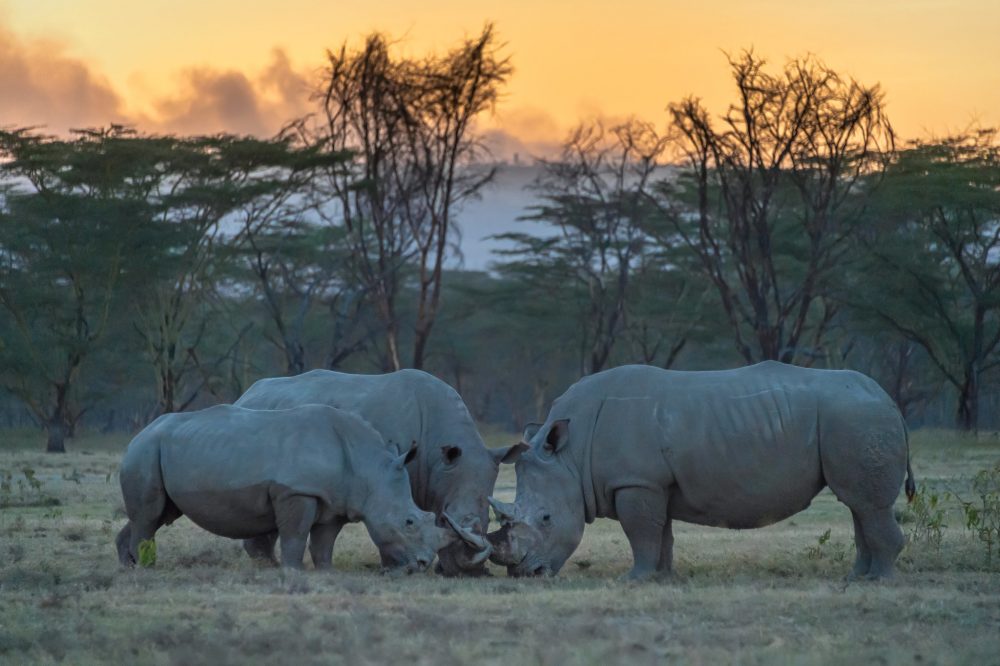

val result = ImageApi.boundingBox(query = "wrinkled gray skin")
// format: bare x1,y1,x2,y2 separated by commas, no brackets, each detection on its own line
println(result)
488,362,916,581
235,369,520,576
116,404,457,572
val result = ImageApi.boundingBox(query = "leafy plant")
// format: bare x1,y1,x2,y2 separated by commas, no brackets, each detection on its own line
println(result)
138,539,157,567
904,485,948,548
806,529,832,559
955,463,1000,566
0,467,59,508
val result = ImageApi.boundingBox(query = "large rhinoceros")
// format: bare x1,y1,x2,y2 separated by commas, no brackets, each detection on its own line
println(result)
234,369,520,576
487,362,916,581
116,404,465,571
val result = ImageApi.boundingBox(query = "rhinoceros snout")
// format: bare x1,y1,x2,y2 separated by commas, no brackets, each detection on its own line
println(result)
509,562,550,578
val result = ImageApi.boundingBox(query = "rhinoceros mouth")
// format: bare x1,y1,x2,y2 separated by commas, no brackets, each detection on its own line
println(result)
509,559,549,578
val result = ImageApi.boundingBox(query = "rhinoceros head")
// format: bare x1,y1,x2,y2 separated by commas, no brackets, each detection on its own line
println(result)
486,420,586,577
427,441,527,577
363,445,452,574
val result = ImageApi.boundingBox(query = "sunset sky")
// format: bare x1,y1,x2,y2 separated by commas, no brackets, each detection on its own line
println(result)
1,0,998,153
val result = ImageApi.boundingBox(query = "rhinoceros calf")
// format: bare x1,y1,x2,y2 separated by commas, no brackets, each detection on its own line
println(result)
488,362,916,581
235,369,519,575
116,404,459,571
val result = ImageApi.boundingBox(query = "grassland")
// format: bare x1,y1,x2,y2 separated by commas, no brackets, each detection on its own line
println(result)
1,428,998,665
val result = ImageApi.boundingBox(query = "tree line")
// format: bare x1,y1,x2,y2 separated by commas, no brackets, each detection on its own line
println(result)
1,28,998,452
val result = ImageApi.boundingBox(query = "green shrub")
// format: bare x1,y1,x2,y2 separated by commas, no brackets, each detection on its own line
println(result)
956,463,1000,566
0,467,60,508
904,485,948,548
806,529,832,559
138,539,157,567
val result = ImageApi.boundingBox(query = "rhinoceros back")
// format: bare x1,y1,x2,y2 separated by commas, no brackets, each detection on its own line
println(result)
140,405,358,538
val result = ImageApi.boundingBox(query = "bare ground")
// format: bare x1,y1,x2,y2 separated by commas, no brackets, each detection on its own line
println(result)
1,428,998,665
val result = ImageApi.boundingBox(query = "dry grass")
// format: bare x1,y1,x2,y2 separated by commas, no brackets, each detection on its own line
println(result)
1,428,998,665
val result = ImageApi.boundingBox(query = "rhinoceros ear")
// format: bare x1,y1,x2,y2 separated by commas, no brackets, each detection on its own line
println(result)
543,419,570,454
490,442,529,465
522,422,543,443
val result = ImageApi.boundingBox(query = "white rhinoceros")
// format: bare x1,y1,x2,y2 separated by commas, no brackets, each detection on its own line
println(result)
116,404,467,571
235,369,518,575
488,362,915,581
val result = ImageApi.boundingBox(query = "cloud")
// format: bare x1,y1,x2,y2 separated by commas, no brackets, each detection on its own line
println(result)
479,106,564,162
150,49,315,136
0,21,563,155
0,24,126,131
0,21,313,137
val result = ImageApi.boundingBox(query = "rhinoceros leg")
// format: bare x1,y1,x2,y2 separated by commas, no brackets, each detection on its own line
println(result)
309,519,346,570
849,510,872,579
854,507,904,580
116,523,133,566
615,487,667,581
274,495,318,569
656,519,675,575
243,533,278,564
821,426,907,580
122,498,182,567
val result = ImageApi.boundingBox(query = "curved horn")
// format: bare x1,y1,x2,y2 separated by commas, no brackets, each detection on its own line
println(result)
442,513,493,566
442,513,489,550
488,497,519,523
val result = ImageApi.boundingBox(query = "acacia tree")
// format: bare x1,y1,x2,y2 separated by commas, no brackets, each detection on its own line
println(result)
494,120,671,374
858,130,1000,431
219,132,370,376
661,51,894,364
314,25,510,370
0,127,152,451
126,134,244,415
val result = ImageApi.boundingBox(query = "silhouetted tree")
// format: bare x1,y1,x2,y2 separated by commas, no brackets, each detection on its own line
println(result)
663,51,894,364
314,25,510,370
494,120,671,374
858,130,1000,431
0,127,153,451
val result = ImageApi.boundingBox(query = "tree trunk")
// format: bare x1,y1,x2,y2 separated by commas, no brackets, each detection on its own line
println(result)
285,340,305,376
412,325,430,370
384,326,402,372
46,419,66,453
956,367,979,432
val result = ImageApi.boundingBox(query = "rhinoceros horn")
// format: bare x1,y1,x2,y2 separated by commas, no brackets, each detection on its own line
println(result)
488,496,519,523
442,512,493,567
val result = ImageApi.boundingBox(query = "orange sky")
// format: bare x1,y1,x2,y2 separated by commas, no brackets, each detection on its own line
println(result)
1,0,998,151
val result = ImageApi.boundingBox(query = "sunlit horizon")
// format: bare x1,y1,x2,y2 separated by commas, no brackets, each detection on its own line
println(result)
1,0,998,153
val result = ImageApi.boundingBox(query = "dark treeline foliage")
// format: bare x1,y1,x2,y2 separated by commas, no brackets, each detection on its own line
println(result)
1,40,999,451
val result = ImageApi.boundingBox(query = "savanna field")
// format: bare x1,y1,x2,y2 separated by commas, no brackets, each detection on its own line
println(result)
1,428,998,665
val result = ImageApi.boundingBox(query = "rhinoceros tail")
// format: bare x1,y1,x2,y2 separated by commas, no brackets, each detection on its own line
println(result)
903,421,916,503
905,458,916,503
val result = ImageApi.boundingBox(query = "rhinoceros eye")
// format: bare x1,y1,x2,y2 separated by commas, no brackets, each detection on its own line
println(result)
542,514,551,523
406,518,414,526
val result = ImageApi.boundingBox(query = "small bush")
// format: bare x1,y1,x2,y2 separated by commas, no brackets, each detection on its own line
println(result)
139,539,157,567
955,462,1000,566
806,529,832,559
0,467,58,508
905,485,948,548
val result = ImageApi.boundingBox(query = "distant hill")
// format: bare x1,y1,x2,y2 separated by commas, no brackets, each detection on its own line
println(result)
451,163,546,271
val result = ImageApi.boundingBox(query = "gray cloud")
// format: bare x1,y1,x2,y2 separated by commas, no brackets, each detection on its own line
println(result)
151,49,315,136
0,24,313,137
0,24,126,131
